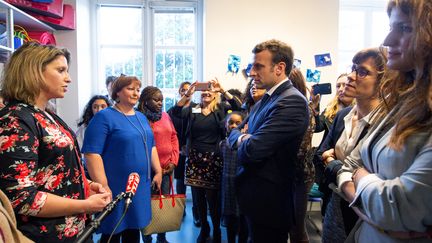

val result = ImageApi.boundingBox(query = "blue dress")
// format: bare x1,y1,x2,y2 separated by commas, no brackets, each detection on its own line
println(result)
82,107,154,234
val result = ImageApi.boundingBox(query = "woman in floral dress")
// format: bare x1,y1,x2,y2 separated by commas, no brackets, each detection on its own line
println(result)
0,42,111,242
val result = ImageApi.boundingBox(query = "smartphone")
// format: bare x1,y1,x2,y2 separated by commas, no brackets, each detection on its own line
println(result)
312,83,332,95
195,82,211,91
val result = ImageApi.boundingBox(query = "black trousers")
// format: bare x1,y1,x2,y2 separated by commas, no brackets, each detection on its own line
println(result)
192,186,221,232
246,217,288,243
99,229,140,243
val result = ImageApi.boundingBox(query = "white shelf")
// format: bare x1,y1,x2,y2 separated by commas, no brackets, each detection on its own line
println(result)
0,0,55,32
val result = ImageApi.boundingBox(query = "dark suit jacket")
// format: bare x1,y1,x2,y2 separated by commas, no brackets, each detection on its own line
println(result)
228,80,309,229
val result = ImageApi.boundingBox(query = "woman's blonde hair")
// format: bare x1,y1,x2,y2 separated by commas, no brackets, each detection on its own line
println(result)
323,73,349,123
1,42,70,105
380,0,432,150
201,92,220,112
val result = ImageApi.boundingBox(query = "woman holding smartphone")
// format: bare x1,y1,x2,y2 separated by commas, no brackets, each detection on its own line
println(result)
171,78,241,243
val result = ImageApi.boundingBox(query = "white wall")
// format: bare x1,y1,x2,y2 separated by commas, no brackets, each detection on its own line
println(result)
204,0,339,96
55,0,93,131
56,0,340,141
204,0,339,145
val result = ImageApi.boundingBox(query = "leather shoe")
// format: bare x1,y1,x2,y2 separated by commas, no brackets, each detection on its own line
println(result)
196,225,210,243
213,228,221,243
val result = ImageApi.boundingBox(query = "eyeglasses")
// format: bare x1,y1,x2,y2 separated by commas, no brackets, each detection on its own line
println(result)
351,64,370,78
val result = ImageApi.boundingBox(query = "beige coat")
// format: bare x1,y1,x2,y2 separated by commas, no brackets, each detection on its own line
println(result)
0,190,33,243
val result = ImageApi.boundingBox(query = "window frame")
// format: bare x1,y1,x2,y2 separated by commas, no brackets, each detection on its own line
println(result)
338,0,388,72
93,0,203,106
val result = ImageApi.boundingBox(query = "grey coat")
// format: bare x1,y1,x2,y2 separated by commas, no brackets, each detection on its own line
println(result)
338,108,432,243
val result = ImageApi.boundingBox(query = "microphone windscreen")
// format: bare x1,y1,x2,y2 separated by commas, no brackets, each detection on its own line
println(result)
125,172,140,197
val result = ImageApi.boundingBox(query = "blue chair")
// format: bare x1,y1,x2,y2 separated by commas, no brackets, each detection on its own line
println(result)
307,183,323,236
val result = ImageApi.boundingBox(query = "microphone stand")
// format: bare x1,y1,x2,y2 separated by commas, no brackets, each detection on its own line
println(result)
75,192,126,243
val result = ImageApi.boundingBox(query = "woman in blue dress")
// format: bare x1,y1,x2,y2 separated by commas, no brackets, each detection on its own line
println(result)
82,75,162,243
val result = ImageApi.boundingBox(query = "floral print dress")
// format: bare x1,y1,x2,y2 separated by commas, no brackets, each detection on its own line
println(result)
0,102,88,242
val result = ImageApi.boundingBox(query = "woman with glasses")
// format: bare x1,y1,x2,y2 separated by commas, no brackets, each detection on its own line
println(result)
339,1,432,242
318,48,386,243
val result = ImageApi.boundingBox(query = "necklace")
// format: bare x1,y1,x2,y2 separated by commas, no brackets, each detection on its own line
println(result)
114,105,151,180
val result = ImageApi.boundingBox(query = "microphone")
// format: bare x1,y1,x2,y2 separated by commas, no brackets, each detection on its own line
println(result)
124,172,140,210
75,173,140,243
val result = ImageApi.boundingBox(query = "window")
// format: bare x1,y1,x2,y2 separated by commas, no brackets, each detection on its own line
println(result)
338,0,389,72
96,0,203,110
153,7,196,110
97,6,143,89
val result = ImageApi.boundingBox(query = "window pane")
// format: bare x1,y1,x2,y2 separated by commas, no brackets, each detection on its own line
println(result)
372,12,389,46
99,6,142,45
163,94,175,111
154,12,195,46
338,51,356,73
339,10,365,51
155,49,194,89
100,47,143,91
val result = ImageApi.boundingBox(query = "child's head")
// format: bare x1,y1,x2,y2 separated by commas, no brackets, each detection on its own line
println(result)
225,111,244,134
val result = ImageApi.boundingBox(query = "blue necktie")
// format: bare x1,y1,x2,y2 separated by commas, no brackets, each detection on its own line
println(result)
258,94,270,110
252,93,270,118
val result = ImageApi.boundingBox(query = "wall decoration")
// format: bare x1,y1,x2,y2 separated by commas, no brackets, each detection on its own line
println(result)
293,58,302,68
314,53,332,67
227,54,241,74
306,68,321,83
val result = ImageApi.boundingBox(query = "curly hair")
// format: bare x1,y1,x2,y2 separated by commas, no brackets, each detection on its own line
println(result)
380,0,432,150
78,95,111,127
137,86,162,112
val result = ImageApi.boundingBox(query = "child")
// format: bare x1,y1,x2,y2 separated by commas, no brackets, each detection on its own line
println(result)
219,111,248,243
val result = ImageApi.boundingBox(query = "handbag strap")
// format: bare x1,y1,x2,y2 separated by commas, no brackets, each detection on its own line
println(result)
169,176,176,207
158,175,176,209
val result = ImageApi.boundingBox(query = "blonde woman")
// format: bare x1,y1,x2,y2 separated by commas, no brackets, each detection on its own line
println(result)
171,79,241,243
312,74,355,145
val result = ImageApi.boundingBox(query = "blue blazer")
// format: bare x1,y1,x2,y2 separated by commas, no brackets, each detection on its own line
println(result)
228,80,309,229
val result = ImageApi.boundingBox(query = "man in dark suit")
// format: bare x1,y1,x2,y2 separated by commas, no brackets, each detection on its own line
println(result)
228,39,309,243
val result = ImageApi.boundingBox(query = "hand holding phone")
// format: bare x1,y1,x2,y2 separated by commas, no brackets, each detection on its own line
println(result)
195,82,211,91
